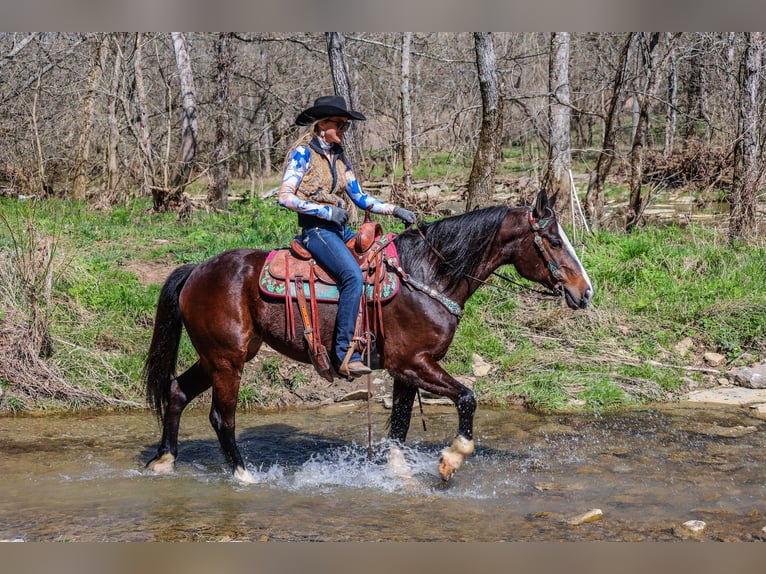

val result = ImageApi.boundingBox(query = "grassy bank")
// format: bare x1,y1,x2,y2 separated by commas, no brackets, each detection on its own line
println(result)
0,193,764,414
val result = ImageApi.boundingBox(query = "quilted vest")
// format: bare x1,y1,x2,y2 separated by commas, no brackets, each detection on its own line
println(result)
293,134,349,210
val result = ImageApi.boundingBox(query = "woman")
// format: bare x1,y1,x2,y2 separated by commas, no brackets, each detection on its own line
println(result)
278,95,416,379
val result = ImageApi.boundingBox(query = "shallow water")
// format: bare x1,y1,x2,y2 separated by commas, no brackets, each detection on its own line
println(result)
1,404,765,541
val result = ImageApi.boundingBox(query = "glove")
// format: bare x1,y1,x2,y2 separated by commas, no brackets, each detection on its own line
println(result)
327,206,349,227
393,206,416,226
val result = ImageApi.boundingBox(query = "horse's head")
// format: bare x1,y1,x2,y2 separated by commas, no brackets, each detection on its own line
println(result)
515,189,593,309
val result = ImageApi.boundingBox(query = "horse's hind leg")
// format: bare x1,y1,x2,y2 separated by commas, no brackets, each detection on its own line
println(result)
147,362,212,474
209,368,256,484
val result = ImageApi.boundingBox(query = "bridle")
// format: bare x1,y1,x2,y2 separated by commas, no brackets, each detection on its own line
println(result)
527,208,564,293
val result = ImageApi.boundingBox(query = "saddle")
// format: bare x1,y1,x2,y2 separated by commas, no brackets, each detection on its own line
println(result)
258,221,400,382
259,221,399,302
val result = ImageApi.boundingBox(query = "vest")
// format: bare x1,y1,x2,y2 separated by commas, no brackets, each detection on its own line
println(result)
293,134,349,211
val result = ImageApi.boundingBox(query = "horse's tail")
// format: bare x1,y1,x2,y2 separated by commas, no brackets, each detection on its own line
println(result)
143,264,196,422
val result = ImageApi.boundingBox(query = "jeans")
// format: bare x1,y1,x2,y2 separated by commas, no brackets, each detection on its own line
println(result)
300,223,363,365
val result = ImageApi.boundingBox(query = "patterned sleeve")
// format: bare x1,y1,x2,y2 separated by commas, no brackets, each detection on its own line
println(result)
342,157,398,216
277,145,333,220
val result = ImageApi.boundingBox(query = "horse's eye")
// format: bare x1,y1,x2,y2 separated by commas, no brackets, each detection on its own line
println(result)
550,238,562,248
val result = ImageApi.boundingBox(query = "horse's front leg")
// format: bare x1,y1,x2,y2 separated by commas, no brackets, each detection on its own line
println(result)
438,388,476,481
392,357,476,481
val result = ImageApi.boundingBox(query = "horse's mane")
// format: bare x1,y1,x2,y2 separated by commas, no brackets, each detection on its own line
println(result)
394,205,512,292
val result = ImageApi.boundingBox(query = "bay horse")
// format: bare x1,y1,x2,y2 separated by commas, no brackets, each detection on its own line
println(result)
143,189,593,483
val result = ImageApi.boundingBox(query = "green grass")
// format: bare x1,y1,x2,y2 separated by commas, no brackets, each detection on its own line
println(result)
1,184,764,413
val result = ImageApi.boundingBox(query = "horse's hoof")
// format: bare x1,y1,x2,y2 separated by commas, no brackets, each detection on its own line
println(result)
438,456,457,481
146,453,175,475
233,466,258,485
387,446,412,478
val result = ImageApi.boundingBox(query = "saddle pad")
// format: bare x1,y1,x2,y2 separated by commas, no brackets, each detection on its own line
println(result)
258,235,400,302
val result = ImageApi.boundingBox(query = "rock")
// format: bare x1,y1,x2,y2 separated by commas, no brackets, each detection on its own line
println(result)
693,424,758,438
750,403,766,418
471,353,493,377
675,337,694,355
382,395,393,409
682,387,766,407
730,363,766,389
336,389,371,402
674,520,706,538
703,352,726,367
567,508,603,525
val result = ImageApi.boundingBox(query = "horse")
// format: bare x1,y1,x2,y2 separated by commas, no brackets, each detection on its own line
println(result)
143,189,593,483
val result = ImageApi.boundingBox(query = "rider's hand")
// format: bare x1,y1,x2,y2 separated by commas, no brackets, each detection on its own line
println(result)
393,206,416,226
327,207,349,227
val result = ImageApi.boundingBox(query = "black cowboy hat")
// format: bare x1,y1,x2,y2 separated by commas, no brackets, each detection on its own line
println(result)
295,95,366,126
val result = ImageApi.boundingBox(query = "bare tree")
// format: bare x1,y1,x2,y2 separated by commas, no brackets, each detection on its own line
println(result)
72,34,107,200
730,32,762,241
663,32,678,158
326,32,365,177
131,33,156,196
545,32,572,225
169,32,198,192
210,32,234,210
585,33,634,229
106,35,124,191
465,32,502,211
398,32,414,201
626,33,677,232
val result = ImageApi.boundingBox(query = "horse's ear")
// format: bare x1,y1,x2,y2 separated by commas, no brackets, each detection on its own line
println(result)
533,188,549,217
548,189,559,210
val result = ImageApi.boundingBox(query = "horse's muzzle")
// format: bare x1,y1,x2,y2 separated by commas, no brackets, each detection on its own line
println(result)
564,285,593,310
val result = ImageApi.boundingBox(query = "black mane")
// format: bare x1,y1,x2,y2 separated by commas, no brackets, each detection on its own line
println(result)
394,205,512,292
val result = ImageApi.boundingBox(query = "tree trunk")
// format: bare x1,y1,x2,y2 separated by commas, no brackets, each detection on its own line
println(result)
585,33,634,230
729,32,762,241
169,32,198,193
326,32,365,178
398,32,414,202
465,32,502,211
545,32,572,225
106,35,123,191
626,33,675,232
132,33,156,196
210,32,233,210
72,34,107,201
663,33,677,158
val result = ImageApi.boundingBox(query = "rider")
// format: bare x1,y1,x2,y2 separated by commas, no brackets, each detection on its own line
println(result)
278,95,416,378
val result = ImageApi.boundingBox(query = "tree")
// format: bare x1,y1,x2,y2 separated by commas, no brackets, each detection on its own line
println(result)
465,32,502,211
210,32,234,210
169,33,198,193
729,32,762,241
398,32,414,201
326,32,365,177
106,35,124,191
626,33,677,232
545,32,572,225
72,34,107,201
585,33,634,230
131,33,156,197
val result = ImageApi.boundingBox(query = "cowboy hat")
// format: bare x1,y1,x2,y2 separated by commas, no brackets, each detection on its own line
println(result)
295,95,366,126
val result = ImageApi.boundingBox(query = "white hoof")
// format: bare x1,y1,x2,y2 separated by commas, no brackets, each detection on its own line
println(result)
146,453,175,475
387,446,412,478
233,466,258,485
438,436,474,481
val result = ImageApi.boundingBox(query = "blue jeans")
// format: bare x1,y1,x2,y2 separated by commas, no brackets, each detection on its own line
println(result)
300,223,363,365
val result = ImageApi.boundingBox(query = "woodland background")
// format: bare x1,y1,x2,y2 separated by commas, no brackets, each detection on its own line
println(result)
1,32,765,412
0,32,763,238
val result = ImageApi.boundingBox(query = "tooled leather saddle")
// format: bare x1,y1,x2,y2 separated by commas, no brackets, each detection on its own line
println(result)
258,221,400,302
